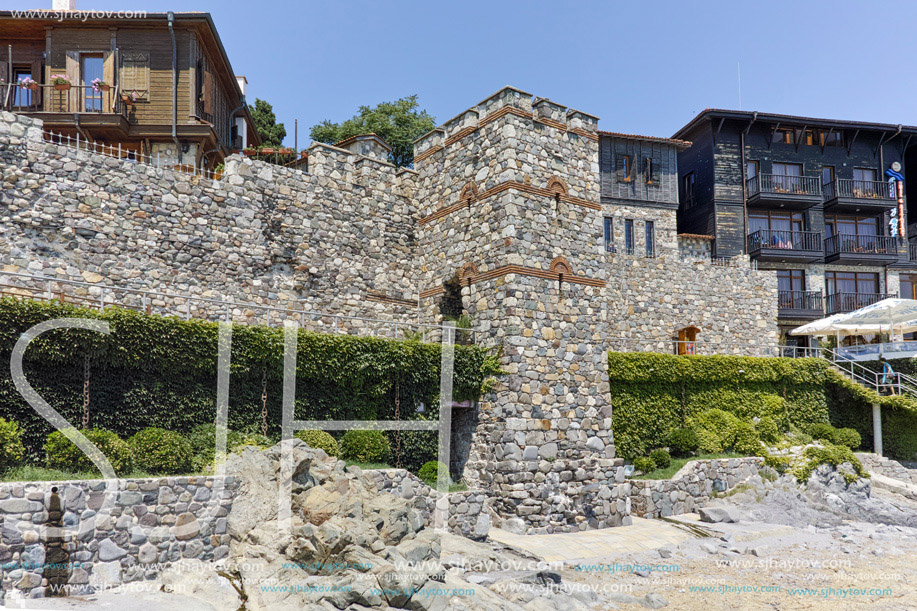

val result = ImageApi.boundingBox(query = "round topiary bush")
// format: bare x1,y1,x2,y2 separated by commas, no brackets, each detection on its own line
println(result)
417,460,449,485
633,456,656,474
807,422,835,442
295,430,340,457
45,428,132,475
688,409,741,453
129,427,193,474
755,416,781,445
732,422,762,456
188,423,246,470
649,448,671,469
0,417,25,472
831,427,862,450
666,427,700,457
340,430,390,464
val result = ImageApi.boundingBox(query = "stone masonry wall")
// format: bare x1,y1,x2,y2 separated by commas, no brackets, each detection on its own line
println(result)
0,476,237,600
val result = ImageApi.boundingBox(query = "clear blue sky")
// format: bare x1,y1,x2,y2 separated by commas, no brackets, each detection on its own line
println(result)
12,0,917,146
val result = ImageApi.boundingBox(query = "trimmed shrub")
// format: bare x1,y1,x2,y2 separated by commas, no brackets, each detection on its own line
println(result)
188,423,246,470
666,427,700,457
129,427,193,474
633,456,656,474
418,460,449,485
755,416,781,445
295,430,340,457
807,423,836,442
340,430,390,463
649,448,671,469
733,422,762,456
831,427,862,450
45,428,132,475
688,409,741,453
388,430,438,473
696,428,723,454
792,443,869,484
0,417,25,472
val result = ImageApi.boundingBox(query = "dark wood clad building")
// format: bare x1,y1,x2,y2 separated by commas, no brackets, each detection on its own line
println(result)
0,9,259,169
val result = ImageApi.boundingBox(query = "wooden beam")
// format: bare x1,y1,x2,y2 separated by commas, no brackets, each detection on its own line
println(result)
767,122,781,151
795,124,807,153
820,127,834,154
847,129,859,157
712,117,725,144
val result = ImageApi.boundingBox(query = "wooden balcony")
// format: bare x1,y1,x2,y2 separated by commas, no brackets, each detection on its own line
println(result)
746,229,823,263
746,174,823,209
4,83,131,140
823,179,896,213
824,234,898,265
826,292,896,315
778,290,824,320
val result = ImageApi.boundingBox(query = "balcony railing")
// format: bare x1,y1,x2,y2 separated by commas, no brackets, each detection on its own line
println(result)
824,233,896,257
778,290,823,313
823,179,894,201
910,241,917,262
747,229,822,253
826,292,895,315
2,83,127,117
746,174,822,197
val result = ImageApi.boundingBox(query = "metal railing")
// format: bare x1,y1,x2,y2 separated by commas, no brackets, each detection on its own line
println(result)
606,337,775,357
824,179,895,201
3,82,128,117
747,229,822,253
746,173,822,197
779,345,824,358
825,348,917,397
41,128,223,180
825,291,895,315
909,240,917,262
778,290,823,313
0,270,463,343
824,233,897,257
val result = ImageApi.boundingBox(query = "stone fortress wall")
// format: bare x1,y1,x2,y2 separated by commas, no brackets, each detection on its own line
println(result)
0,88,779,534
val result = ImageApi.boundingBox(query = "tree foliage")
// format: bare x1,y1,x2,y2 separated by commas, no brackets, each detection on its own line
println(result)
249,98,287,146
309,95,435,167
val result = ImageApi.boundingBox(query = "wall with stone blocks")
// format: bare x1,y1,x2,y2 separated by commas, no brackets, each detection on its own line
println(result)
0,111,418,328
628,457,765,519
0,476,237,600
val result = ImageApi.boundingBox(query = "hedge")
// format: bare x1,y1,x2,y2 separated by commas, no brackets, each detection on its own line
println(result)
0,298,501,462
609,352,917,461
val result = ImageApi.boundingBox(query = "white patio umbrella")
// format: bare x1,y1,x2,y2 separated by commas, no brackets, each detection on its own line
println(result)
789,314,853,337
831,298,917,341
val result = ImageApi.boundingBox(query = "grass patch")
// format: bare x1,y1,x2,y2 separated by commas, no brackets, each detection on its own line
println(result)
344,461,393,470
0,465,162,482
631,452,742,480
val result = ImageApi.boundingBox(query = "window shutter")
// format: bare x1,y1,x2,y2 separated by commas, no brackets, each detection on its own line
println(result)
616,156,626,181
30,60,43,108
102,51,114,112
66,51,80,111
203,70,213,116
0,63,7,108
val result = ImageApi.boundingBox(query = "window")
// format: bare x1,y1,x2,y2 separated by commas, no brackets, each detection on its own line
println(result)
617,155,634,182
643,157,655,184
826,271,878,295
81,53,103,112
901,274,917,300
822,166,835,186
772,162,804,193
748,210,804,233
682,172,696,208
804,129,817,145
119,52,150,93
819,130,845,147
777,270,805,292
624,219,635,254
746,160,758,179
603,217,616,253
12,67,33,108
773,128,795,145
645,220,655,257
824,214,879,238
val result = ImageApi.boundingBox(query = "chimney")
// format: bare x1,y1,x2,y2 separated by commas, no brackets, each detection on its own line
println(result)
53,0,76,10
236,75,247,97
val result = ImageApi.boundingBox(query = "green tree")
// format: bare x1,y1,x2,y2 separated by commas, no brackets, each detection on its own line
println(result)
310,95,435,167
249,98,286,146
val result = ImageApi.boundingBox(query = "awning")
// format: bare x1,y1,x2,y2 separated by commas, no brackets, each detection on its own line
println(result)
791,299,917,337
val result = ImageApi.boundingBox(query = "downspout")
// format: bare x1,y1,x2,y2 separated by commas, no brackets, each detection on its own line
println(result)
167,12,181,163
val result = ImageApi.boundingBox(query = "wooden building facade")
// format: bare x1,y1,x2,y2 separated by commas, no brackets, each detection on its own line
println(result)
0,10,258,169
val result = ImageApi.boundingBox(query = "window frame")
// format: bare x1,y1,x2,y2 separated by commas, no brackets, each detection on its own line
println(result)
644,220,655,257
603,217,616,253
624,219,635,254
618,155,634,183
682,172,696,208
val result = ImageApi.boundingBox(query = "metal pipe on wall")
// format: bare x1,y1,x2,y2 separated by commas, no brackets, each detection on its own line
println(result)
167,12,181,164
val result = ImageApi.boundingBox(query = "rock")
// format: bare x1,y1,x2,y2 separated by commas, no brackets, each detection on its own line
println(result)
698,506,741,523
642,592,670,608
98,537,128,561
501,518,527,535
174,513,201,540
702,543,718,554
92,561,122,586
138,542,158,564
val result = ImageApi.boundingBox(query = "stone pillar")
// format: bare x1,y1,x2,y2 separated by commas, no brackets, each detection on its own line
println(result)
873,403,883,456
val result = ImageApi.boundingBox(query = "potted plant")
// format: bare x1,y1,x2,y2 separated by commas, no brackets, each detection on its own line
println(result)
242,147,258,157
18,76,38,91
260,147,275,155
50,74,71,91
277,147,294,155
120,91,137,106
91,78,110,92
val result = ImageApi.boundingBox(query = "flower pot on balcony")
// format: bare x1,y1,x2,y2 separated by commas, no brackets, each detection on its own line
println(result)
243,148,258,157
260,147,275,155
120,94,134,106
53,83,71,91
277,148,294,155
26,83,39,91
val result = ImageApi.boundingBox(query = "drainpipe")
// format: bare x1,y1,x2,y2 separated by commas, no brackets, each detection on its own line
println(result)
167,12,181,163
227,97,246,149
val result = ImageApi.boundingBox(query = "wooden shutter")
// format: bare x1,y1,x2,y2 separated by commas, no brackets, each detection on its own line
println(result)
0,62,9,108
202,70,213,116
102,51,114,112
66,51,79,111
30,60,43,108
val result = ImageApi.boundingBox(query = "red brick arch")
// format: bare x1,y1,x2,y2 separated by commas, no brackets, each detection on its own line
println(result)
458,261,479,284
459,182,479,204
549,256,573,276
547,177,569,197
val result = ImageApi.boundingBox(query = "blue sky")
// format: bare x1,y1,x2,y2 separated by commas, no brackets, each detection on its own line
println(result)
12,0,917,146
